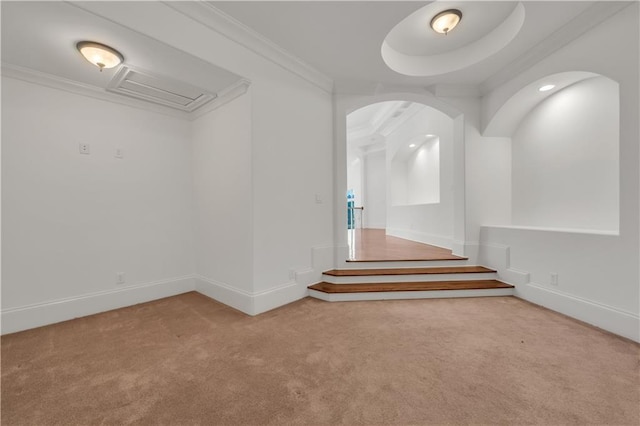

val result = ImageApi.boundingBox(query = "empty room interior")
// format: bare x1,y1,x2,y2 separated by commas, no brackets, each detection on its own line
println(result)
1,1,638,424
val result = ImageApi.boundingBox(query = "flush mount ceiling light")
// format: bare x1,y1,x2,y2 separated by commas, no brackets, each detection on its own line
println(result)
539,84,556,92
76,41,124,72
409,144,416,148
430,9,462,35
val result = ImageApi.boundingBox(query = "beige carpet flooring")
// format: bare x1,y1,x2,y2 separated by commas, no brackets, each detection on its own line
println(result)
2,292,639,425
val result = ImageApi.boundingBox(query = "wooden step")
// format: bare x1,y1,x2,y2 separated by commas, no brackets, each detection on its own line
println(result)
346,255,467,262
308,280,514,294
338,259,472,269
323,266,495,276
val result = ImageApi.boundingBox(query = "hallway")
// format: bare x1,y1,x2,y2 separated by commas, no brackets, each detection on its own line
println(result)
348,228,464,262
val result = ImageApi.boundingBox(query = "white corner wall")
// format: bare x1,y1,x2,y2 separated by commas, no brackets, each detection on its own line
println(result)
478,3,639,342
53,1,336,316
249,77,333,303
386,106,454,249
512,76,619,232
1,77,196,333
191,91,254,312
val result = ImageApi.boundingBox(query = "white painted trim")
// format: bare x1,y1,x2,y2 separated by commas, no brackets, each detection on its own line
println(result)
309,287,514,302
194,275,309,316
163,1,334,93
107,65,216,113
1,63,190,120
516,282,640,343
191,79,251,120
252,281,308,315
1,276,195,335
386,227,453,250
501,268,530,286
479,241,638,342
480,1,631,94
1,63,251,121
483,224,619,237
194,275,253,315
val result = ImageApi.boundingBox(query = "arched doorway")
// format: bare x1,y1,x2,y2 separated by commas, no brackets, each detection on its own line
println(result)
334,93,466,264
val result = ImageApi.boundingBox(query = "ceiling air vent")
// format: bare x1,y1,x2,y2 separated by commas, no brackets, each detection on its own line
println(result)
107,66,216,112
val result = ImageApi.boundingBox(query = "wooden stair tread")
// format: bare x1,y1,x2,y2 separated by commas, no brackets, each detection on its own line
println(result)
324,266,495,276
347,256,467,262
308,280,514,294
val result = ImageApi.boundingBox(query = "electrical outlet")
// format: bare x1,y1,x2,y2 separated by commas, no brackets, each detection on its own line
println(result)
116,272,125,285
550,272,558,286
115,148,124,159
79,143,90,155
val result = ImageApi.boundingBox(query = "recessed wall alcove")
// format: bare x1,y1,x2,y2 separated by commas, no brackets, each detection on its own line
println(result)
485,72,620,233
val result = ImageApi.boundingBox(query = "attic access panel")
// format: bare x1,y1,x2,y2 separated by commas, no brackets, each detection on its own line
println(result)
108,66,216,112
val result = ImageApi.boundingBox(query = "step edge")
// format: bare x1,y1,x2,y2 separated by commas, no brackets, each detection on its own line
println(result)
346,257,468,262
308,280,515,294
323,267,496,276
308,288,515,301
324,274,499,284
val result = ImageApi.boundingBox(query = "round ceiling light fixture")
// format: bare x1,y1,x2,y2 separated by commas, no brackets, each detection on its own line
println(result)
76,41,124,72
430,9,462,35
538,84,556,92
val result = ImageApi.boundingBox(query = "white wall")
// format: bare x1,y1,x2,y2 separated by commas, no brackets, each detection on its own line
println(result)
192,92,253,294
249,78,333,297
71,1,335,313
407,138,440,205
2,77,195,332
362,150,386,228
391,137,441,206
386,106,454,248
512,76,619,231
438,96,512,248
478,3,639,342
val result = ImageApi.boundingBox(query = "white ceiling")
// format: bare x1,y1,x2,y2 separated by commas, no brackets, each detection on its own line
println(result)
1,0,630,104
211,1,620,92
384,2,519,57
1,1,242,111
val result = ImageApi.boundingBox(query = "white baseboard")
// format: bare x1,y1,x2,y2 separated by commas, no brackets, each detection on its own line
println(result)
194,275,254,315
386,228,453,250
194,274,309,316
479,242,639,342
516,282,640,343
1,276,195,335
252,281,308,315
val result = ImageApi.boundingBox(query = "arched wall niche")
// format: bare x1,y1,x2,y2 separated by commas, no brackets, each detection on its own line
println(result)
483,71,603,137
490,73,620,233
334,92,467,261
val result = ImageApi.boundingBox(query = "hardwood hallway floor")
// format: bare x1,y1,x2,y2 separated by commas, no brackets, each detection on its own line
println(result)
347,228,465,261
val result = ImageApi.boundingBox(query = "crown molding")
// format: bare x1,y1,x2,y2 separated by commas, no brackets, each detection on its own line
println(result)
480,1,631,94
163,1,334,94
1,63,251,121
191,78,252,120
1,63,191,120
